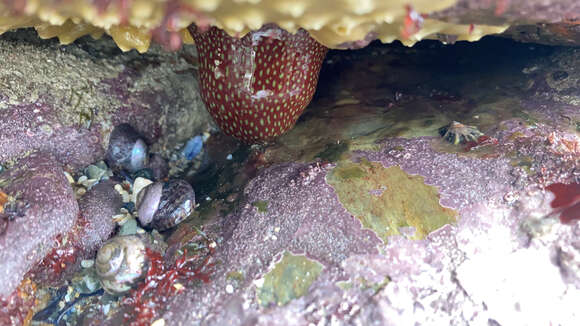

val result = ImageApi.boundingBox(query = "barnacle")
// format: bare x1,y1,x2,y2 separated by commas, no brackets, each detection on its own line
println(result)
438,121,484,145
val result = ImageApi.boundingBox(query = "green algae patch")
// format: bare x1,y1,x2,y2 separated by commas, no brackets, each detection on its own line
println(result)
327,161,457,242
315,141,349,162
252,200,269,213
258,252,323,307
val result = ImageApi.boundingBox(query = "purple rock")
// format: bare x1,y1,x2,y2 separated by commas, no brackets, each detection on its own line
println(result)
77,180,122,258
162,162,382,324
0,152,78,297
0,102,104,169
29,180,122,287
354,137,517,211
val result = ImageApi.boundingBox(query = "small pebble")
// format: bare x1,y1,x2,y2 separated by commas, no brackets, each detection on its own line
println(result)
63,171,75,184
77,175,88,183
151,319,165,326
182,135,204,160
173,283,184,291
76,188,87,196
118,218,138,235
85,164,106,180
225,284,234,294
112,213,132,225
81,260,94,268
226,154,233,160
80,178,98,189
82,274,100,292
114,184,124,194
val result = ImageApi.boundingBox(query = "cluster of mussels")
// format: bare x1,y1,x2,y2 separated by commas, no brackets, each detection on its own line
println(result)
95,124,196,296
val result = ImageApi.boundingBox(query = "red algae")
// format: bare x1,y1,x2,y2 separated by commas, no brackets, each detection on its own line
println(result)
122,247,214,326
31,215,90,285
546,183,580,223
464,135,499,152
0,279,37,326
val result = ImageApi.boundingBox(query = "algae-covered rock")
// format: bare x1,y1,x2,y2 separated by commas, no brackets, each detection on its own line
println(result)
0,29,211,169
258,252,323,307
327,160,457,242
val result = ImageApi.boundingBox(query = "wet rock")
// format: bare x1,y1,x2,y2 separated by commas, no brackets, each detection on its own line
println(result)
77,180,122,257
0,152,78,297
28,180,122,288
524,48,580,106
161,162,382,324
157,40,580,325
0,29,211,169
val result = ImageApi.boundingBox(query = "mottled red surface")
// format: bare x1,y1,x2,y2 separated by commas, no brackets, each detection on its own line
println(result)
190,25,327,142
121,247,213,326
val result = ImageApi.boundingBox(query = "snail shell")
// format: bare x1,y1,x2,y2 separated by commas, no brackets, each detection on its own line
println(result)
105,124,148,172
136,180,195,231
95,235,149,295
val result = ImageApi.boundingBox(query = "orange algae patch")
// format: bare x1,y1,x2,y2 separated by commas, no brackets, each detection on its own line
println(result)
327,160,457,242
0,278,37,326
0,189,7,214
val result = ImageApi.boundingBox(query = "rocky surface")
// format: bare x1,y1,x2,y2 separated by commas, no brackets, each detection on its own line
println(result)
154,38,579,325
0,28,579,326
77,180,122,254
0,152,78,297
0,29,211,169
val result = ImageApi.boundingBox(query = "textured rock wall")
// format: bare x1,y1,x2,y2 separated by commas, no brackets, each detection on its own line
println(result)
0,29,211,169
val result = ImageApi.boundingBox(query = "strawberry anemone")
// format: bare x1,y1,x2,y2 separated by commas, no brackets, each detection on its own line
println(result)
189,24,328,143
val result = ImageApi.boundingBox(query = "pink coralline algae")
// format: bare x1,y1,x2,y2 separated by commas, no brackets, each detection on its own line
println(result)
0,152,78,297
160,161,382,324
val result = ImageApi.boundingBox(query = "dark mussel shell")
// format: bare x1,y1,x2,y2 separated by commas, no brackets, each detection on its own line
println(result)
136,179,195,231
105,124,148,172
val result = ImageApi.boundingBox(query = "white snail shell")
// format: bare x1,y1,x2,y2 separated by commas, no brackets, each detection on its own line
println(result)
95,235,149,295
